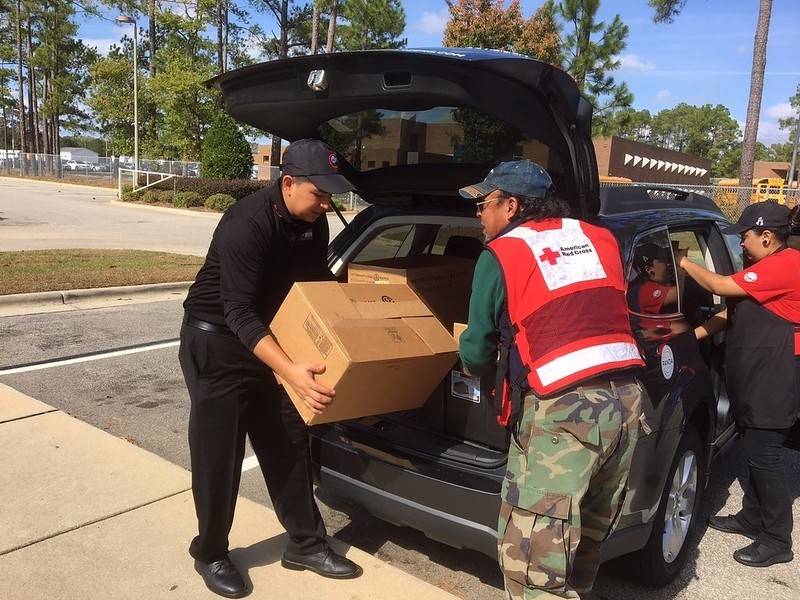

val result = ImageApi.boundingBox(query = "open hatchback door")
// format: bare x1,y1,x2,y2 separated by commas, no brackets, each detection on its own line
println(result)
209,48,600,219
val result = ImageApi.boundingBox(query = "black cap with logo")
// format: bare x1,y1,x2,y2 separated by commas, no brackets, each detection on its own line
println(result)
720,200,790,235
634,243,672,271
280,139,355,194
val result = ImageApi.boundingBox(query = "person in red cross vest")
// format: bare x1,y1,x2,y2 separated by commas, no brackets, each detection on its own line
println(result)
457,159,645,600
680,201,800,568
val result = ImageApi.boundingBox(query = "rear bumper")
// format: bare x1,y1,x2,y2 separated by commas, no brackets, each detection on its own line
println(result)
319,465,501,558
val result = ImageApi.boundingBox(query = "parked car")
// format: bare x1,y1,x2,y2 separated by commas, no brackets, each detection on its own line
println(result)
64,160,92,171
212,49,800,587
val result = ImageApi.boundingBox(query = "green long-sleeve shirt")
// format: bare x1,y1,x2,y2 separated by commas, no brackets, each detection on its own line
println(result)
459,249,506,376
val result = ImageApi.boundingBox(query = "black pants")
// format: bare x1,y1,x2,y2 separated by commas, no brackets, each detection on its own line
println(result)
737,427,793,551
179,318,326,562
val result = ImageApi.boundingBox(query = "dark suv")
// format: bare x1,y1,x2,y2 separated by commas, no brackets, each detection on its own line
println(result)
212,49,800,586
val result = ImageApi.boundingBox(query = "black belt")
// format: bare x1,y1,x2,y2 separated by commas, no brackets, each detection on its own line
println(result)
185,315,236,337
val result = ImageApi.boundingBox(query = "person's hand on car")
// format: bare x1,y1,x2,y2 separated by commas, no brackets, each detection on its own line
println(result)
282,362,335,414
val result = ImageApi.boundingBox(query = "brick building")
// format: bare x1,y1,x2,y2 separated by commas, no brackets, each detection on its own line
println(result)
593,136,711,184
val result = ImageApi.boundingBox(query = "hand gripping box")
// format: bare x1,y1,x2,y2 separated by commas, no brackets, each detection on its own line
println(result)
270,282,459,425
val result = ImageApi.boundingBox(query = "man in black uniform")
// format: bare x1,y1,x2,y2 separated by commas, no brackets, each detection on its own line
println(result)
180,139,362,598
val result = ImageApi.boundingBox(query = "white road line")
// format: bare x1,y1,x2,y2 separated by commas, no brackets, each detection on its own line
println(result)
0,340,180,376
242,455,260,472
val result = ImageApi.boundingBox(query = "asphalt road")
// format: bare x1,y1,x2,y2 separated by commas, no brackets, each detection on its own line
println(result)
2,300,799,600
0,178,347,256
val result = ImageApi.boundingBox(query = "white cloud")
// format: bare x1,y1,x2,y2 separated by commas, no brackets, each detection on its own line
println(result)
618,54,656,73
414,10,449,37
84,38,119,56
757,119,791,145
765,102,797,120
656,89,671,101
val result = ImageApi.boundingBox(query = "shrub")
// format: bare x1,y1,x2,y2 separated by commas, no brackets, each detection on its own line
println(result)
173,191,204,208
201,113,254,180
150,177,268,200
204,193,236,212
141,190,160,204
158,190,175,204
120,191,138,202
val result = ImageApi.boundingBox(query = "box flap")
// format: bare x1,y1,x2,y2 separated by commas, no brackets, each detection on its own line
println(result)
294,282,362,322
403,317,459,355
341,283,432,319
331,319,434,361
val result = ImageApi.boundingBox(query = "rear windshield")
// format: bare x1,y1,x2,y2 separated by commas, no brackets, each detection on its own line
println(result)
319,107,564,175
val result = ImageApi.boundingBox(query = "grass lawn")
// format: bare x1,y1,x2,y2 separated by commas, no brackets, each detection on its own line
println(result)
0,249,204,295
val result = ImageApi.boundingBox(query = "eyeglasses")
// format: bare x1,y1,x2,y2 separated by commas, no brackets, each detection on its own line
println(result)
475,197,497,212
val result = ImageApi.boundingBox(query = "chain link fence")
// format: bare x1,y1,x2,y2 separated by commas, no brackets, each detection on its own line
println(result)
0,151,201,187
600,181,800,221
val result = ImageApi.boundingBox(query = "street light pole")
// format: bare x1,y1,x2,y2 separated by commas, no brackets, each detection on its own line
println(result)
116,15,139,187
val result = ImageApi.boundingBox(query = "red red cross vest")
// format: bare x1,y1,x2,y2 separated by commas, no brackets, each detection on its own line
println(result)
488,218,644,424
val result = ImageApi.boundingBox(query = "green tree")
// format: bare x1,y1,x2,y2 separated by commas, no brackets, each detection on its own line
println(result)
201,112,253,179
601,107,652,140
558,0,632,133
336,0,406,51
648,103,740,176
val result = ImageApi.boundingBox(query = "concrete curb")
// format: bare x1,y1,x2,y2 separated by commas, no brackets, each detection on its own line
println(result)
109,199,223,218
0,281,193,316
0,175,118,194
111,199,362,219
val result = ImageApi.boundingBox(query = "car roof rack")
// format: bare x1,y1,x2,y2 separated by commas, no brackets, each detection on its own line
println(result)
599,184,723,216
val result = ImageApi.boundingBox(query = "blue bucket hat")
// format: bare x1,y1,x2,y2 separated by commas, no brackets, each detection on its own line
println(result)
458,159,553,200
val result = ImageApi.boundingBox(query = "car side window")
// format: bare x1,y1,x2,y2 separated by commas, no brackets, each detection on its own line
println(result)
669,228,722,327
429,225,484,259
627,229,680,316
720,230,744,272
352,224,415,263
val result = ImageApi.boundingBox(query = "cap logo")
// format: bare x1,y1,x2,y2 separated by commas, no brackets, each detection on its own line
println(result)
653,289,662,298
755,216,764,226
744,272,758,283
328,153,339,171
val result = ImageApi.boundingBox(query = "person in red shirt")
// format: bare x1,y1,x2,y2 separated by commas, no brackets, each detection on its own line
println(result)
628,243,680,314
680,201,800,568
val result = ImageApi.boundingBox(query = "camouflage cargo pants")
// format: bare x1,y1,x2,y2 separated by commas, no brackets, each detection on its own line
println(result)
498,377,643,600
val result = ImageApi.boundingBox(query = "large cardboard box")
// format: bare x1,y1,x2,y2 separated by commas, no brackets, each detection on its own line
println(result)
347,255,476,330
270,282,459,425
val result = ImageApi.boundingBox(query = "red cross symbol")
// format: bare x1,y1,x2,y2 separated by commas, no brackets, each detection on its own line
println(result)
538,247,561,265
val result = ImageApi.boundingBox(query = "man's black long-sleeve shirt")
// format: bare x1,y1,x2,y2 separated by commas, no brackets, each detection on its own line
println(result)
184,181,332,351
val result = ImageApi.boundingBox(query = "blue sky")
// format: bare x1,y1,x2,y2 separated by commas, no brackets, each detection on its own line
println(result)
78,0,799,144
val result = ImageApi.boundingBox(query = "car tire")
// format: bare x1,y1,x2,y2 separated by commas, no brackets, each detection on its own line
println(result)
631,426,706,587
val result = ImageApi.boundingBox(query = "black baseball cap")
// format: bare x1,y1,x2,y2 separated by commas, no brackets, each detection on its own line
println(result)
634,243,672,271
280,139,355,194
720,201,790,235
459,159,553,200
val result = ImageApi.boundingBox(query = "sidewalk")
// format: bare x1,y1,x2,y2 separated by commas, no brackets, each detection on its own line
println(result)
0,383,460,600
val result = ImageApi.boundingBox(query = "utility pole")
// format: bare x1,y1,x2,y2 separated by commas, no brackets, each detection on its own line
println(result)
117,15,139,185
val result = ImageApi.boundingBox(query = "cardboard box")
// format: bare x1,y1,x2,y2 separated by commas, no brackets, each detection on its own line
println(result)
453,322,468,344
348,255,476,330
270,282,459,425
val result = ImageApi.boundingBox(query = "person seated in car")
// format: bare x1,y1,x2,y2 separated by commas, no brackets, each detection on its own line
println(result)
627,243,682,314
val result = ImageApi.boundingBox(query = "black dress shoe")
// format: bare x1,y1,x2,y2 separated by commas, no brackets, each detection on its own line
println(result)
707,514,758,540
194,557,250,598
281,546,363,579
733,541,794,568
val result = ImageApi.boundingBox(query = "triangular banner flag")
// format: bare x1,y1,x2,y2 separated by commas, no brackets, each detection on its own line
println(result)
642,158,651,168
624,153,633,165
657,160,666,170
633,155,642,167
